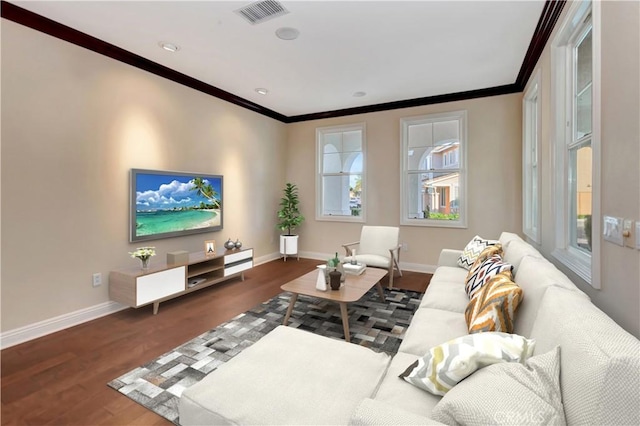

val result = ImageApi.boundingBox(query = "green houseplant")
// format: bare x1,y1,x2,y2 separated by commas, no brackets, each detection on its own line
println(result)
277,183,304,260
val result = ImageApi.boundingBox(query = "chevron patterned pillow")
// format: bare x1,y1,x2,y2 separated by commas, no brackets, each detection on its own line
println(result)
399,332,535,396
465,248,512,299
457,235,501,270
465,272,523,334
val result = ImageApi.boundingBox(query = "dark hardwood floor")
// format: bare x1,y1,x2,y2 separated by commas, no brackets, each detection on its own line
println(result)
1,258,431,425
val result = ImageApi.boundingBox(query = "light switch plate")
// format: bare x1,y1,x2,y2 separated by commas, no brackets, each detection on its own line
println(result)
603,216,624,246
623,219,635,249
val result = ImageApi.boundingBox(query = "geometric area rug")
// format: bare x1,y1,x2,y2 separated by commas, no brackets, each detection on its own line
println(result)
107,288,423,424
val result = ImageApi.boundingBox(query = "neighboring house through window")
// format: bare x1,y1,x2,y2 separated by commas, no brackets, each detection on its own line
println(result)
551,0,601,288
400,110,467,227
316,123,365,222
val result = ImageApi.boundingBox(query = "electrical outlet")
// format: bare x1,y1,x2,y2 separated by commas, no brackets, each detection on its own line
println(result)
92,273,102,287
402,242,408,252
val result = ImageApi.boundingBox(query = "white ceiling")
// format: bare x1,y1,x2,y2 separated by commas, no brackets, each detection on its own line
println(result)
11,0,546,118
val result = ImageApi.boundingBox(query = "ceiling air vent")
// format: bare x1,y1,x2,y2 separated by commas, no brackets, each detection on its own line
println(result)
235,0,289,25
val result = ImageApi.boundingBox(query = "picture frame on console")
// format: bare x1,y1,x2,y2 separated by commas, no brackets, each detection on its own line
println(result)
130,169,223,242
205,240,216,255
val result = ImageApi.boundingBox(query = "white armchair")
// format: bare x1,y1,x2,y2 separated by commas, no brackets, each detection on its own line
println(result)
342,226,402,289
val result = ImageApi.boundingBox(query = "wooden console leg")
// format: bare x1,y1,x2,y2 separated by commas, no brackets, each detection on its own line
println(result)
153,302,159,315
283,293,298,326
339,302,351,343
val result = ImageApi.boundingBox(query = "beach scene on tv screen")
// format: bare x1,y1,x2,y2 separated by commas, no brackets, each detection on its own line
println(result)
135,173,221,237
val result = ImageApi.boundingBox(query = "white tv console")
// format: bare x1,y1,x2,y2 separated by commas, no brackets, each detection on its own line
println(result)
109,248,253,314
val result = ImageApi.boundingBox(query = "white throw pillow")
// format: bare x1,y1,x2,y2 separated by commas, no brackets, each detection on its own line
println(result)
431,346,565,426
399,332,535,396
457,235,500,270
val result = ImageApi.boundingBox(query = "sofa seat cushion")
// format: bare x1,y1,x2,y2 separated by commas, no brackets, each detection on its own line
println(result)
372,351,442,418
398,308,469,357
420,267,469,313
513,256,589,337
431,346,565,426
179,326,391,426
530,287,640,426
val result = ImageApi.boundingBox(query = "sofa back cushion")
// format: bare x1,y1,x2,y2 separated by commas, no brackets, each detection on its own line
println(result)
513,256,589,337
502,239,544,273
530,287,640,426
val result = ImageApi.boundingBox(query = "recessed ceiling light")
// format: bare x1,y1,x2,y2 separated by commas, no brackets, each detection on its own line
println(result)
255,88,269,95
353,91,367,97
159,42,179,52
275,27,300,40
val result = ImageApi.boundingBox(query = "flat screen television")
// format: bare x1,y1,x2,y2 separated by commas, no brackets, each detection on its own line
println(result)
130,169,223,242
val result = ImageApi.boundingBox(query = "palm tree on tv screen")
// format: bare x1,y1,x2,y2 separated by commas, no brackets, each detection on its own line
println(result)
190,177,220,208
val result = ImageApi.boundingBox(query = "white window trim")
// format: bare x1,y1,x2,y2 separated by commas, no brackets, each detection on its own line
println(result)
523,69,542,243
551,0,601,289
400,110,468,228
315,122,366,223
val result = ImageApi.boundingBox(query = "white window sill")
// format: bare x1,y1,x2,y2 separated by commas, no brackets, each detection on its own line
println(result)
400,218,467,228
316,215,365,223
551,247,591,284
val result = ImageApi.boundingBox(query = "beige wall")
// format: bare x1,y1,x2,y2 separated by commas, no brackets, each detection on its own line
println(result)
1,21,288,331
524,0,640,337
286,94,523,267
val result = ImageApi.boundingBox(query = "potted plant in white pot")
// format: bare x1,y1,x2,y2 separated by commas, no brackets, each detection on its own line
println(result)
277,182,305,261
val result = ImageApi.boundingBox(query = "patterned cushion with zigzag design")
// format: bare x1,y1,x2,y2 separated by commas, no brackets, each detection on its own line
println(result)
399,332,535,396
457,235,501,270
465,272,523,334
465,247,511,299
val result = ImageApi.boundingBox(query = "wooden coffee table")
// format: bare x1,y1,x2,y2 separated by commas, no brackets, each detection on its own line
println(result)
281,267,387,342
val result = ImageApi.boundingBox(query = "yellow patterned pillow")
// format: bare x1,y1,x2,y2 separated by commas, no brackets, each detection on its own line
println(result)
465,272,523,334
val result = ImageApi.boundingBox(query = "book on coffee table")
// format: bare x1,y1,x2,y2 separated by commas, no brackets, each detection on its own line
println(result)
343,262,366,275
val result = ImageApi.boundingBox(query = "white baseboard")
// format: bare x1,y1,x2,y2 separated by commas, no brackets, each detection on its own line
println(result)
0,301,128,350
1,251,436,349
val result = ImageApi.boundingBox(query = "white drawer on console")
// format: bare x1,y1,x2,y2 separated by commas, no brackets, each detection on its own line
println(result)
224,249,253,265
224,260,253,277
137,266,185,306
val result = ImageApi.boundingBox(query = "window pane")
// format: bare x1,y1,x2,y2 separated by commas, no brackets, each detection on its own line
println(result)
575,28,592,139
342,131,362,152
433,120,459,145
322,152,342,173
405,171,460,220
408,123,433,148
322,175,357,216
576,85,592,138
570,144,592,253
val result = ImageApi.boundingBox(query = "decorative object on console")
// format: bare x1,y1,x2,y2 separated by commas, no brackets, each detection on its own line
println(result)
234,239,242,249
277,182,305,261
129,246,156,270
224,239,236,250
205,240,215,255
457,235,501,270
166,250,189,266
130,169,223,242
465,272,523,333
399,332,535,396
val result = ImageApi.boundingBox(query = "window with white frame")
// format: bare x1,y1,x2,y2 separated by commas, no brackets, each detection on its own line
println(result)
400,110,467,227
523,70,541,243
316,123,365,222
551,0,600,288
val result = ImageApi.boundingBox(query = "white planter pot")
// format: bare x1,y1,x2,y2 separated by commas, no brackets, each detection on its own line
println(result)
279,235,299,257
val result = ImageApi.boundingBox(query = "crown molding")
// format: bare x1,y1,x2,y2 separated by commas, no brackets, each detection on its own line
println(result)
2,0,564,123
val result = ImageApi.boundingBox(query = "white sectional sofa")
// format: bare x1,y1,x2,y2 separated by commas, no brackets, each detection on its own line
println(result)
179,232,640,425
